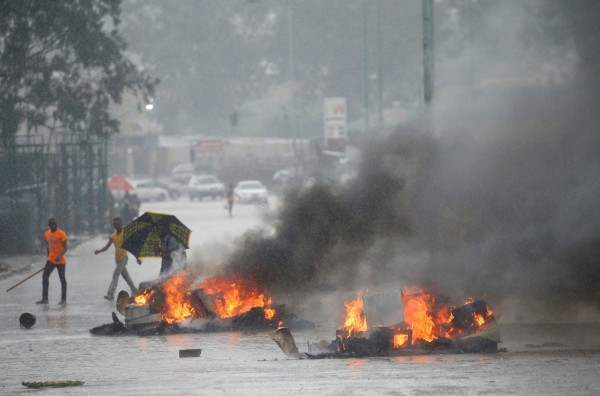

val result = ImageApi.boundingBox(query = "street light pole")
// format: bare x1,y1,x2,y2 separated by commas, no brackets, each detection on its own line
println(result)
287,0,298,159
363,0,370,135
377,0,384,131
422,0,434,106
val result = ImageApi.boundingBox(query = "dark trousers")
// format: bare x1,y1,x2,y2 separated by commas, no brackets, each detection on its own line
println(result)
42,261,67,301
160,259,172,276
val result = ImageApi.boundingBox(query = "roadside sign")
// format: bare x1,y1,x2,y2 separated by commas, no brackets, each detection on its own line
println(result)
323,97,347,152
196,139,223,153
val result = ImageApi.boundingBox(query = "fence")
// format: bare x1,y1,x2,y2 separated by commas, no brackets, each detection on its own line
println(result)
0,135,108,255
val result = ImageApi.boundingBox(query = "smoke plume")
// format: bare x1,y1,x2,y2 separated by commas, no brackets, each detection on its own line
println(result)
212,1,600,321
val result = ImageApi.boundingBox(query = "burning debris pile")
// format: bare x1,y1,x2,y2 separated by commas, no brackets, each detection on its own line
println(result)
90,272,313,336
271,288,501,358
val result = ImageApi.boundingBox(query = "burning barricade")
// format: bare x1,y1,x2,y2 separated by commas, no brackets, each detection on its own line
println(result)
90,272,312,336
270,288,501,358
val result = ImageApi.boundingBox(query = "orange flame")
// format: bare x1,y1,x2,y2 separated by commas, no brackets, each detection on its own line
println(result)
393,333,409,348
336,288,495,348
338,292,368,338
474,313,485,326
198,275,271,318
474,306,493,327
402,289,437,342
134,289,155,305
161,274,195,324
264,308,276,320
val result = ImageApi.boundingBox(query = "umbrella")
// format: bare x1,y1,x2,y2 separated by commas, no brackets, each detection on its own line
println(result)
121,212,191,258
107,175,134,191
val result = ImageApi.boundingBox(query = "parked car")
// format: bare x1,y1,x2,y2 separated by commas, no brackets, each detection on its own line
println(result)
171,162,214,184
188,175,225,200
153,179,181,200
131,180,169,201
234,180,269,204
171,163,194,183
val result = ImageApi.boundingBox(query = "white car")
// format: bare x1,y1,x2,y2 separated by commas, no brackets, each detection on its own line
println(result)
171,163,194,183
131,180,169,201
188,175,225,200
234,180,269,204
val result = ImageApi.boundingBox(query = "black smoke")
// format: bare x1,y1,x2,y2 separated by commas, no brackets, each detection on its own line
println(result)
212,1,600,321
223,131,435,293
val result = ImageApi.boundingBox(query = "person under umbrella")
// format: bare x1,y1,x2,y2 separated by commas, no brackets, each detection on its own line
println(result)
121,212,191,277
155,220,187,277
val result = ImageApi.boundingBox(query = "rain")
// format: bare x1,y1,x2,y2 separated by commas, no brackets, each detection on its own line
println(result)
1,0,599,394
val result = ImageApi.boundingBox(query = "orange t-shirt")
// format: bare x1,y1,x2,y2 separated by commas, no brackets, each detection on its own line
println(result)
45,229,68,265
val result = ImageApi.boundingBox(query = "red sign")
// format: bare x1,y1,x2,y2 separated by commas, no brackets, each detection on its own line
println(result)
196,139,223,153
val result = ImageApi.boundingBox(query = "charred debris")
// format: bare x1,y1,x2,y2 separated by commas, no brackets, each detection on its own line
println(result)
270,290,504,359
90,277,314,337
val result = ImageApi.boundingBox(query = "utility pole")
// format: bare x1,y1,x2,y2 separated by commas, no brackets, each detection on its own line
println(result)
422,0,435,106
287,0,298,159
363,0,370,135
377,0,384,131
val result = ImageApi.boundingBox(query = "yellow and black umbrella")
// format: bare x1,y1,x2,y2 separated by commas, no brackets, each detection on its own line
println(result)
122,212,191,258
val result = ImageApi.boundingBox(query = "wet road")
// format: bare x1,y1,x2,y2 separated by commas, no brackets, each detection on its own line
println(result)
1,197,600,395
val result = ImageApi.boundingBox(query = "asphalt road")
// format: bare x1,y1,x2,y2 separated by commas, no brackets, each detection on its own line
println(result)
1,195,599,395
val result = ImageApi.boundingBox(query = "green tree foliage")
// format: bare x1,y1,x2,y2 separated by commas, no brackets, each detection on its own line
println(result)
0,0,157,145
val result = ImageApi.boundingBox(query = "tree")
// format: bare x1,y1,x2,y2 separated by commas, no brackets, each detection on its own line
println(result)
121,0,269,135
0,0,157,147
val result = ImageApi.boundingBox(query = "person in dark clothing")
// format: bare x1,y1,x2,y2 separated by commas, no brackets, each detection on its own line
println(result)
225,182,234,217
154,222,187,277
36,218,68,305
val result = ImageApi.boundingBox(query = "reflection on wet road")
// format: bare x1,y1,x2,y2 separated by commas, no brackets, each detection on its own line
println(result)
1,198,599,394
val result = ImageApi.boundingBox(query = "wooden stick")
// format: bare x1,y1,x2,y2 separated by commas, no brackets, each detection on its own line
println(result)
6,267,44,292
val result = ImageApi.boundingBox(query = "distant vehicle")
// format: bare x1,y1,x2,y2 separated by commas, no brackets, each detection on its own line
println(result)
131,180,169,201
234,180,269,204
188,175,225,200
153,179,181,200
171,162,214,184
171,163,194,183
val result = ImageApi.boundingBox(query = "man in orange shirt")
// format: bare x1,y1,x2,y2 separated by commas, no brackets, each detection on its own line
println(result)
94,217,140,301
36,218,68,305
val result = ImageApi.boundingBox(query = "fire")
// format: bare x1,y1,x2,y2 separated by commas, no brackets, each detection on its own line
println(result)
198,275,271,318
474,313,485,326
134,289,155,305
393,333,409,348
402,289,438,342
336,288,496,351
338,292,368,338
264,307,276,320
161,274,195,324
130,273,277,326
474,306,493,327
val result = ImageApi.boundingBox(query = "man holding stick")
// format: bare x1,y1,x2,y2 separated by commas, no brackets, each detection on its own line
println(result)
36,218,68,305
